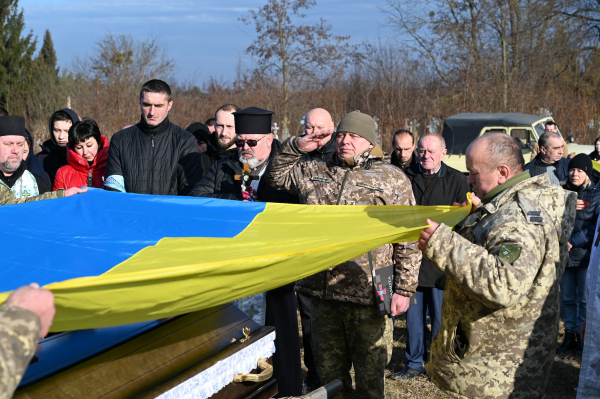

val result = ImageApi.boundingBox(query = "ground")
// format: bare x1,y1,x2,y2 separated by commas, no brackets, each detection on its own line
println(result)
299,313,583,398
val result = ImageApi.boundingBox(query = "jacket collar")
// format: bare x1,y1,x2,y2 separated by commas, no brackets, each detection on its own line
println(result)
138,115,170,136
406,161,449,178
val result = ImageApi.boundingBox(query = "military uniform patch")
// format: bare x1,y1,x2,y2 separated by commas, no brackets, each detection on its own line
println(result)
499,244,521,264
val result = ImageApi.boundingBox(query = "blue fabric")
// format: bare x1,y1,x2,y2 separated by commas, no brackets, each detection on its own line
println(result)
560,266,588,333
405,287,444,371
0,189,265,291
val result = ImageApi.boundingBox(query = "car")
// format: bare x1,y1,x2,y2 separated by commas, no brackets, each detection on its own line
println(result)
441,113,594,173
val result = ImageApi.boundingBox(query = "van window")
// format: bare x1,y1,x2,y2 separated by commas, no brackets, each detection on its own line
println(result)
482,128,507,134
510,128,533,153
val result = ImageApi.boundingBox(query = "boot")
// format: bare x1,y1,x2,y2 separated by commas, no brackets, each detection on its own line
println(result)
557,332,577,352
575,332,584,353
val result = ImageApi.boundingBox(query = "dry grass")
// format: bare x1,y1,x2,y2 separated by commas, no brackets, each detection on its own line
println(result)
298,313,582,398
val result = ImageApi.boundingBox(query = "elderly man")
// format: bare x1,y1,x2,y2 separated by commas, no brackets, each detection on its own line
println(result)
301,108,336,163
391,133,469,381
418,132,576,399
0,116,51,198
525,131,570,185
190,107,302,398
0,116,85,204
104,79,209,194
266,110,421,399
0,283,56,398
530,121,571,161
390,129,417,171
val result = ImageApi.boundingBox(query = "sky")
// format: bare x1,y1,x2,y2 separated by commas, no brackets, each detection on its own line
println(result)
20,0,394,84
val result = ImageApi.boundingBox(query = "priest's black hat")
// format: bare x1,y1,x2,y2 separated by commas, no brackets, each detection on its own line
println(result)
232,107,274,135
0,116,26,137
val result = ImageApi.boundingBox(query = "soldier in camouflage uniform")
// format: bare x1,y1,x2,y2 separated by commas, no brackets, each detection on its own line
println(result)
418,132,577,399
266,110,422,399
0,283,55,398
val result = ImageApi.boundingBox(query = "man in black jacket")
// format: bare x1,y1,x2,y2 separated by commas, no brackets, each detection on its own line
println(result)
104,80,209,195
301,108,336,164
189,107,302,398
36,108,80,185
391,133,470,381
390,129,418,172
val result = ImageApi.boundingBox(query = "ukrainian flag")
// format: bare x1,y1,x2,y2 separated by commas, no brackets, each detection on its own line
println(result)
0,189,470,332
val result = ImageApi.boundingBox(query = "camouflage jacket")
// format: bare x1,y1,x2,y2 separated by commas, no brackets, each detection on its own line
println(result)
0,183,64,205
0,304,41,399
423,173,577,399
265,137,421,305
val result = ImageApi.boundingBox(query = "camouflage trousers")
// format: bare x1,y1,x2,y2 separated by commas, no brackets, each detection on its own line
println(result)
310,297,393,399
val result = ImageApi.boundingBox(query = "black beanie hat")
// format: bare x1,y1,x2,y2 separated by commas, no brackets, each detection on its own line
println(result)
568,153,594,174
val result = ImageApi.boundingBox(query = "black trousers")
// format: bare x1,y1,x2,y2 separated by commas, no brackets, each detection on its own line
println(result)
297,292,318,380
266,283,303,397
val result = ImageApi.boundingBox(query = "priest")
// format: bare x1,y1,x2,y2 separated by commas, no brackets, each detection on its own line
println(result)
189,106,302,397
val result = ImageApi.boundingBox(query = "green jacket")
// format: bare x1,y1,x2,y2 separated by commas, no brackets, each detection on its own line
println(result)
0,184,64,205
424,174,577,399
266,137,421,305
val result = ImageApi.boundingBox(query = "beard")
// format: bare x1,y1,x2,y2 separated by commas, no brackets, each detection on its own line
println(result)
216,135,236,150
0,158,20,174
239,151,263,169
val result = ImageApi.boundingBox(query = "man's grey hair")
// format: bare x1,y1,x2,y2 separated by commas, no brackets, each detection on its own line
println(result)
477,132,524,173
418,133,446,149
538,131,561,149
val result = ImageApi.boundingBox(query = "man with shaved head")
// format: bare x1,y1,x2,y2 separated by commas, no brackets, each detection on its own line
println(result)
391,133,469,381
417,132,577,399
302,108,336,163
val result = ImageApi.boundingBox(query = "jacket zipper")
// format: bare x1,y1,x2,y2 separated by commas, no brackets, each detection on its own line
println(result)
150,134,155,194
324,169,352,298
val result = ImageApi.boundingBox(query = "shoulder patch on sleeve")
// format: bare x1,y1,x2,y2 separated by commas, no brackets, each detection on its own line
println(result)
499,244,521,264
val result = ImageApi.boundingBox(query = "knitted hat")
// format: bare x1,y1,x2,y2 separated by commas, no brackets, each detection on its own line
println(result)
568,153,593,174
336,110,383,157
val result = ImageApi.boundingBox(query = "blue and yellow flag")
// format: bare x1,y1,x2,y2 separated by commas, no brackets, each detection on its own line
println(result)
0,189,470,332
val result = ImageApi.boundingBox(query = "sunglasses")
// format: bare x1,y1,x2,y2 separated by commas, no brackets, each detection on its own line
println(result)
235,136,267,148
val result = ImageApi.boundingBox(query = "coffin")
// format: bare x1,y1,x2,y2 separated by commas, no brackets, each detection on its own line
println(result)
14,304,277,399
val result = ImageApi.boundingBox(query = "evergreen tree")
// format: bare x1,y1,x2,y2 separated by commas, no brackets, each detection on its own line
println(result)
0,0,36,114
38,29,58,75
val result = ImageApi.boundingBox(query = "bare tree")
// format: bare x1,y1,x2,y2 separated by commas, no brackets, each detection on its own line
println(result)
240,0,355,136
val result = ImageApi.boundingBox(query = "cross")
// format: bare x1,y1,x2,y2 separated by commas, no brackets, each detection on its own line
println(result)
272,122,280,141
377,284,387,301
234,164,258,184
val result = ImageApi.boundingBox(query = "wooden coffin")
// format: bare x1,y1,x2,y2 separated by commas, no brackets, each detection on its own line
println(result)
15,304,277,399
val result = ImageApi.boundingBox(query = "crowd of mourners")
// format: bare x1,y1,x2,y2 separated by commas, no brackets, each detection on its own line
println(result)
1,78,600,399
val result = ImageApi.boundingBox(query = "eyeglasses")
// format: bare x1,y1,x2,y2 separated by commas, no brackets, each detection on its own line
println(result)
235,136,267,148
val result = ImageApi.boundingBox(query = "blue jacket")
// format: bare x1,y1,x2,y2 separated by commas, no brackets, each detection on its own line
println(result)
563,173,600,267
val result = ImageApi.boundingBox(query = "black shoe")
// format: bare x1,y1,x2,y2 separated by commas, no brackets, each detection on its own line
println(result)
303,374,321,393
389,366,425,381
557,332,577,352
575,333,584,353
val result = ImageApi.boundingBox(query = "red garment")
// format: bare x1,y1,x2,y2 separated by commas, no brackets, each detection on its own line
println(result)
53,136,109,191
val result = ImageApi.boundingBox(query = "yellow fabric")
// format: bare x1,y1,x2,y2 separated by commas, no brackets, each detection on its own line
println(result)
0,202,471,332
594,160,600,173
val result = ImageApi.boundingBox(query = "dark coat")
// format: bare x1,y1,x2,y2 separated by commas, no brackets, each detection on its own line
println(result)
36,108,80,184
189,140,300,204
564,174,600,267
188,138,302,397
103,117,210,195
404,162,470,287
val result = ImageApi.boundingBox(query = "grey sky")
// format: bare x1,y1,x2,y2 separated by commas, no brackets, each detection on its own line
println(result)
21,0,393,84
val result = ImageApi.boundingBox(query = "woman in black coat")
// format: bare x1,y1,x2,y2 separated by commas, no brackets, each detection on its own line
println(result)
559,154,600,352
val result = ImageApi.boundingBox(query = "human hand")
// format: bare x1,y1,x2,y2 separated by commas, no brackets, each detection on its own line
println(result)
418,219,440,252
6,283,55,338
576,199,587,211
568,242,573,251
297,129,333,153
391,293,410,316
65,187,88,197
